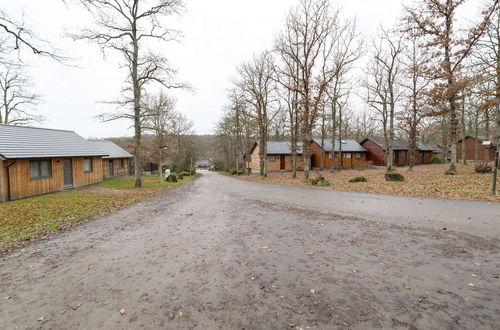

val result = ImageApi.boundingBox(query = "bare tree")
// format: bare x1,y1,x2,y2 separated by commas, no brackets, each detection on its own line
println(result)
399,35,431,169
364,28,403,171
74,0,188,187
142,91,176,176
405,0,499,174
275,0,340,179
0,8,63,61
0,62,42,125
235,51,277,177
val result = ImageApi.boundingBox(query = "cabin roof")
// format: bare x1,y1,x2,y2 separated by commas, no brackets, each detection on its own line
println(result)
251,141,303,155
0,124,108,159
312,138,367,152
361,137,434,151
89,140,133,159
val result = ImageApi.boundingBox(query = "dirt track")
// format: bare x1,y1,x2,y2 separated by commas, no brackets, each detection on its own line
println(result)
1,172,499,329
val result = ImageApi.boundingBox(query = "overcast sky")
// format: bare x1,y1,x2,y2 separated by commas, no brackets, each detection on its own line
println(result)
2,0,479,138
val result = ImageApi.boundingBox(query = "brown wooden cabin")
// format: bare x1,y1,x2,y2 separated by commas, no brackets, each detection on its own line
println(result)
457,136,497,161
360,137,434,166
311,138,367,169
89,140,133,178
249,141,305,172
0,125,108,201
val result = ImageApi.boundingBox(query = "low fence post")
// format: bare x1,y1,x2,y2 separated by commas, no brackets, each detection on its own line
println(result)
492,150,499,196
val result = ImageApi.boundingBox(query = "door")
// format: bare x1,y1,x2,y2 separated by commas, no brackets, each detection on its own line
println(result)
280,155,286,170
108,160,114,177
63,159,73,188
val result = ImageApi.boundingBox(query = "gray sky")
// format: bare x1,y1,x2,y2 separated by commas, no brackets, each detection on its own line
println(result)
2,0,478,138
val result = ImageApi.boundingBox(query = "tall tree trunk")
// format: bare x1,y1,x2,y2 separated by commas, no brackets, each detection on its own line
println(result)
132,23,142,187
330,97,337,172
338,108,343,170
461,94,467,164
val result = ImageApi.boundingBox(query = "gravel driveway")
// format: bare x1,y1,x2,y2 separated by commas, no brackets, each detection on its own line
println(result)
1,172,499,329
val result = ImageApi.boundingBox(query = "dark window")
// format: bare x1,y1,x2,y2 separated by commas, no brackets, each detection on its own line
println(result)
29,160,52,179
84,158,93,172
118,159,124,168
356,153,361,159
269,155,276,162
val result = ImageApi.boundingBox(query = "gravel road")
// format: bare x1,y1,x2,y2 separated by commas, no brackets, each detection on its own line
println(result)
1,172,499,329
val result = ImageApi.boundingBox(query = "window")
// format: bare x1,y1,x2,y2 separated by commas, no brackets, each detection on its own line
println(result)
328,153,332,159
29,160,52,179
269,155,277,162
356,153,361,159
345,153,352,159
84,158,93,172
118,159,124,168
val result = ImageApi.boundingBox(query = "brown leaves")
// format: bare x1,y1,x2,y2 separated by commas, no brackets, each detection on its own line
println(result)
238,164,500,202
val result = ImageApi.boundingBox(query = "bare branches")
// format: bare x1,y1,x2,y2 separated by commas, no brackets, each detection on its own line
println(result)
0,62,43,125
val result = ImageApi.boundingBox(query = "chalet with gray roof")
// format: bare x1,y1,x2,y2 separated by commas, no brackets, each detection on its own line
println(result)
249,141,304,172
0,124,108,201
311,138,368,169
89,140,133,178
360,137,434,166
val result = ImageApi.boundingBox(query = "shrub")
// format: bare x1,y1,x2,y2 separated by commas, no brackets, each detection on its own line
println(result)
431,155,444,164
237,170,245,175
190,169,196,175
161,164,170,171
475,164,492,173
349,176,367,183
308,176,330,186
167,174,178,182
178,174,184,180
384,173,404,182
181,171,191,177
229,169,237,175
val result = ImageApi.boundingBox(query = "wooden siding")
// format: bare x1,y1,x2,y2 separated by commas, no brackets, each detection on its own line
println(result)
0,156,103,201
457,137,496,161
311,142,367,169
102,158,130,178
250,145,305,172
361,139,386,166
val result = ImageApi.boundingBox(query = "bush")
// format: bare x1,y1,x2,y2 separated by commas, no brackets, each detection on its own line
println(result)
237,170,245,175
349,176,367,183
191,169,196,175
161,164,170,171
475,164,492,173
229,169,237,175
384,173,404,182
308,176,330,186
181,171,191,177
178,174,184,180
166,174,178,182
431,155,444,164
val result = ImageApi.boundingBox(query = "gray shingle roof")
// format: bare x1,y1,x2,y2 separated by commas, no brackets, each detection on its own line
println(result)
89,140,133,159
364,137,434,151
264,141,303,155
0,124,108,159
313,138,367,152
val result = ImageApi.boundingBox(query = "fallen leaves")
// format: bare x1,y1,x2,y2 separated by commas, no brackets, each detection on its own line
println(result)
236,164,500,202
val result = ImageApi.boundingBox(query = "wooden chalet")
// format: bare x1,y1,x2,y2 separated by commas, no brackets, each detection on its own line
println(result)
89,140,133,178
360,137,434,166
457,136,497,161
311,138,367,169
249,141,304,172
0,125,108,201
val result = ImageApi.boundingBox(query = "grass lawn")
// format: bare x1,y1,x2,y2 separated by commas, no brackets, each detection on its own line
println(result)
0,174,194,252
235,164,500,202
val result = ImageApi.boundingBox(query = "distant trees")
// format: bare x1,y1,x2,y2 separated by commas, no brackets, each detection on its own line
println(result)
0,62,42,125
74,0,188,187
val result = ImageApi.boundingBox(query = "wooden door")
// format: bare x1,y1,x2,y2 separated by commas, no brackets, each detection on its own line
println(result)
108,160,114,177
280,155,286,170
63,159,73,188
